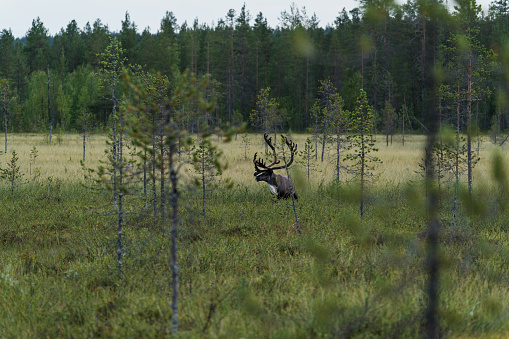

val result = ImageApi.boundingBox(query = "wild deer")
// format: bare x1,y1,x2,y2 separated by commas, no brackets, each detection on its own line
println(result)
253,133,298,200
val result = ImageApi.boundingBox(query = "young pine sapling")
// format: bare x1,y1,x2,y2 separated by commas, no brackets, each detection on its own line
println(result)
192,135,227,219
241,133,250,160
298,137,319,183
29,146,40,181
345,89,382,218
0,150,24,197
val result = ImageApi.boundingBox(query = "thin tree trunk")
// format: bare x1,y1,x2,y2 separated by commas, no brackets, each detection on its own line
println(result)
169,140,179,335
360,133,365,218
423,49,440,338
117,154,124,281
144,148,147,210
160,121,166,218
476,100,480,155
467,50,473,197
113,115,118,210
82,130,86,163
282,141,301,235
202,155,206,219
47,65,52,144
321,121,328,163
336,134,341,182
307,150,310,181
3,103,7,153
402,101,405,147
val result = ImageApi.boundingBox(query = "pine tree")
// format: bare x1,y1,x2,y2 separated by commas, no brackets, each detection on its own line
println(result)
250,87,285,151
0,150,24,197
192,136,226,219
298,137,319,182
96,36,128,280
128,69,216,335
442,0,496,196
345,89,382,217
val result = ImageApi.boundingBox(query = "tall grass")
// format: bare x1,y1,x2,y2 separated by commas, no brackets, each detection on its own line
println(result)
0,133,508,337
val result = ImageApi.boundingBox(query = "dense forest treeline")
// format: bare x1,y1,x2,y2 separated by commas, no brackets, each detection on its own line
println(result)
0,0,509,133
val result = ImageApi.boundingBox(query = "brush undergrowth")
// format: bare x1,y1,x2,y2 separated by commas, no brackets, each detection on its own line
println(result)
1,173,508,338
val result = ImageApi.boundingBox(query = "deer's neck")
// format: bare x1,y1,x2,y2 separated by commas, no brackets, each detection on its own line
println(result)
266,173,279,187
267,182,278,195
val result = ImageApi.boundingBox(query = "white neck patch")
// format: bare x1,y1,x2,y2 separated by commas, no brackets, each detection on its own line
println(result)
267,183,277,195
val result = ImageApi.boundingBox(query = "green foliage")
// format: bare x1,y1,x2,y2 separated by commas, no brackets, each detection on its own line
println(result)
192,136,225,178
29,146,40,181
192,135,228,218
240,132,250,160
0,176,508,337
1,4,508,135
250,87,285,134
23,71,48,130
298,137,320,182
345,89,382,181
0,150,24,197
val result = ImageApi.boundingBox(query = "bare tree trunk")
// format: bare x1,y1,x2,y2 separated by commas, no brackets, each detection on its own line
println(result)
144,148,147,210
152,158,157,215
360,135,365,219
467,50,473,197
282,141,301,235
306,55,309,129
336,134,341,182
47,65,52,144
117,145,124,281
169,140,180,335
307,150,310,181
82,130,86,163
402,101,405,147
3,102,7,153
113,116,118,210
160,125,166,219
423,49,440,339
476,100,480,155
321,121,328,163
202,155,206,219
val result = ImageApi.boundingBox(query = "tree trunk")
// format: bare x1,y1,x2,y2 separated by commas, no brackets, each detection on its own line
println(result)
169,141,180,335
47,65,52,144
321,121,328,163
467,51,473,197
402,104,405,147
3,104,7,153
202,155,206,219
144,148,147,210
160,135,165,219
82,130,86,163
336,134,341,182
116,112,124,281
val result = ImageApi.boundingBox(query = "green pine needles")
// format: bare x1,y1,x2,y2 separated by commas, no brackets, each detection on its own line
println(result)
345,89,382,217
192,135,227,219
0,150,24,197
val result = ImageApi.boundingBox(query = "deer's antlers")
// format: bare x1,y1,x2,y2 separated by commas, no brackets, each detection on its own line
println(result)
269,135,297,170
254,133,298,172
263,133,280,168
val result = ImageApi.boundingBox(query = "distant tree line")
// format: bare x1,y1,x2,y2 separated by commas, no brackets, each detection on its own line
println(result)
0,0,509,134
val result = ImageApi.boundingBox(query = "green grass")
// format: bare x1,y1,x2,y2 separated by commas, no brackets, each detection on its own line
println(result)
0,134,509,337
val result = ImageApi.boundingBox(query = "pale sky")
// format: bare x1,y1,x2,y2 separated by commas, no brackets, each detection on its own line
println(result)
2,0,495,38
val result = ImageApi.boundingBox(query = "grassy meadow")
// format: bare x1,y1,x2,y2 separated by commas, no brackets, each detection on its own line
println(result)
1,132,509,337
